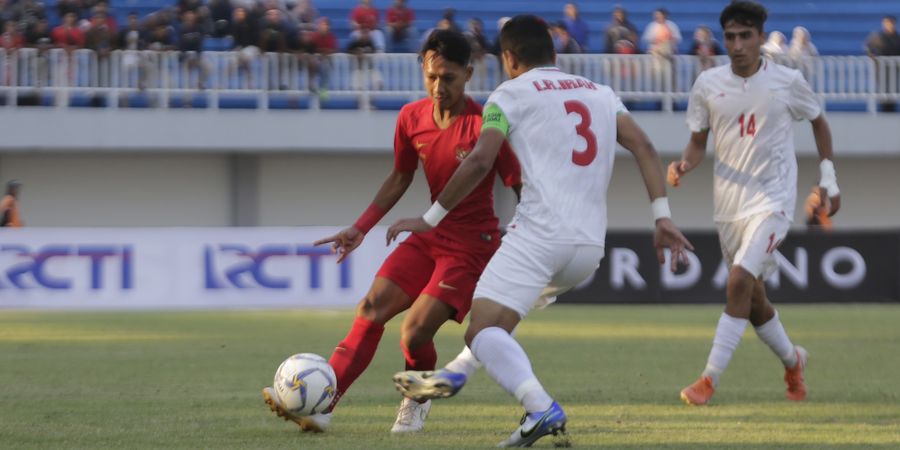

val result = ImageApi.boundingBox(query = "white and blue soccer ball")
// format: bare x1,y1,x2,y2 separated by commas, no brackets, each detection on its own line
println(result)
273,353,336,416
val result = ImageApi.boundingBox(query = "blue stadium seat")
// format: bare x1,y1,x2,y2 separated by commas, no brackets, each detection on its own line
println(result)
70,93,107,107
218,95,258,109
320,96,359,110
370,97,409,110
268,95,312,110
169,94,208,109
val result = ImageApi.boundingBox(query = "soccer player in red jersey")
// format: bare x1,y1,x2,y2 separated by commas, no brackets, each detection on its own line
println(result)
262,29,521,433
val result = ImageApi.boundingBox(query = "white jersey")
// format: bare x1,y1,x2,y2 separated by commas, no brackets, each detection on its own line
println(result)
486,67,627,246
686,59,821,222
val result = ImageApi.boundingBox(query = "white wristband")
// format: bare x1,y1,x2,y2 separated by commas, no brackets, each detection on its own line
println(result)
422,202,449,227
818,159,840,197
651,197,672,221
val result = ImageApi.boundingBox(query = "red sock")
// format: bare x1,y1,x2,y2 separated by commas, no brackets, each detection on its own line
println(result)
402,340,437,371
327,317,384,411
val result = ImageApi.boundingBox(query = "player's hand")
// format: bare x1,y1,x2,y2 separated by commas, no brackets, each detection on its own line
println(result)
654,218,694,272
313,226,364,264
667,161,689,187
386,217,433,245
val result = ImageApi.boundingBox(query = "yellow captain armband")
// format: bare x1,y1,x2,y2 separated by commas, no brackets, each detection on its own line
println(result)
481,103,510,136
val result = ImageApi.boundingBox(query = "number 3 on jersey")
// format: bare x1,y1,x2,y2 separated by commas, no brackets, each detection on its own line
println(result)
565,100,598,166
739,113,756,137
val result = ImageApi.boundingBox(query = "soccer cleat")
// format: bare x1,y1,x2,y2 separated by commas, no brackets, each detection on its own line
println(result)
680,375,715,406
262,387,332,432
390,397,431,433
392,369,468,401
497,401,569,448
784,346,809,401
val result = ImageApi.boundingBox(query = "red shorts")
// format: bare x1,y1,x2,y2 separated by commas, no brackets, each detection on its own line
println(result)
376,230,499,323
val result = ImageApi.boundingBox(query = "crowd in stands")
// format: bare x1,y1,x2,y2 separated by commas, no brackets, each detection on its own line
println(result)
0,0,897,93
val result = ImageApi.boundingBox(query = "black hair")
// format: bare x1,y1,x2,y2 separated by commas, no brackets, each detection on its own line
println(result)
719,1,768,32
885,15,897,23
655,8,669,18
420,29,471,67
499,15,555,67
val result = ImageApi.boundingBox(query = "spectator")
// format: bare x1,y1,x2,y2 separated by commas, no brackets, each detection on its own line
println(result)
761,30,787,58
865,15,900,112
85,11,114,56
350,0,378,31
146,15,176,51
466,17,489,89
865,15,900,57
52,12,85,50
208,0,233,37
562,3,589,51
258,8,288,53
25,17,51,48
0,0,15,25
441,8,459,33
291,0,318,32
642,8,681,57
0,20,24,50
117,12,147,89
92,2,118,34
604,5,638,54
788,26,817,81
13,0,45,33
386,0,415,52
689,25,722,72
228,7,258,87
178,10,208,89
0,180,22,227
552,21,582,54
55,0,81,22
310,16,337,94
788,26,818,59
346,27,382,90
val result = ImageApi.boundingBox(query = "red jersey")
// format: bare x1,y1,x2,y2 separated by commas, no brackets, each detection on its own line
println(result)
394,97,521,243
386,6,415,26
350,5,379,30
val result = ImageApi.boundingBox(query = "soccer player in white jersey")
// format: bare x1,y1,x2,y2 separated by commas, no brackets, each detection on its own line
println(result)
386,15,693,447
669,1,841,406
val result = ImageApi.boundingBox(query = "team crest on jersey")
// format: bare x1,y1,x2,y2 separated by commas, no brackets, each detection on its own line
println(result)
455,147,471,160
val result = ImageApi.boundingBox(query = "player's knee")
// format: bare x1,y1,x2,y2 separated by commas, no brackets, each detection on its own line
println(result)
727,266,755,298
463,323,487,348
399,323,433,351
355,291,393,324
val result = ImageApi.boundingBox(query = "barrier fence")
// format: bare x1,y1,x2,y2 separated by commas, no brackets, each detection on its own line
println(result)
0,49,898,112
1,228,896,310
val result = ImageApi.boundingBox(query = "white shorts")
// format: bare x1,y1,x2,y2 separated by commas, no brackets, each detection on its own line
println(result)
717,212,790,279
472,227,605,318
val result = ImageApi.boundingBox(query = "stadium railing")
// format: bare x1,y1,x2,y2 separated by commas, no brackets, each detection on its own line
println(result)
0,49,897,113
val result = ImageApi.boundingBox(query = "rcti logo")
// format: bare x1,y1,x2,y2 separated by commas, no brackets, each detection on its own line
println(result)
204,244,351,290
0,245,133,290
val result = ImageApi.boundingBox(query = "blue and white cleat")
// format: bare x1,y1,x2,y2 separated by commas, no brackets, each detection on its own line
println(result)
392,369,468,402
497,402,570,448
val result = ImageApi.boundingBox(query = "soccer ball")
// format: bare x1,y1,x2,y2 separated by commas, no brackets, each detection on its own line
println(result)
272,353,336,416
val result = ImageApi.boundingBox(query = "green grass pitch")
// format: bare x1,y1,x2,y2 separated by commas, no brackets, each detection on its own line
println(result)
1,304,898,449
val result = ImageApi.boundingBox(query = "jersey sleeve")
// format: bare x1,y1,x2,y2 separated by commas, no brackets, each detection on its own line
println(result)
685,73,710,132
393,108,419,172
494,140,521,187
787,71,821,121
484,86,517,136
614,93,629,115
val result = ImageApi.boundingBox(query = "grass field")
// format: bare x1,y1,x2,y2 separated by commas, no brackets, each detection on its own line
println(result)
1,304,899,449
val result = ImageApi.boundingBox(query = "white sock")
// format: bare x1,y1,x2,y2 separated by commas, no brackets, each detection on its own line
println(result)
702,313,749,386
470,327,553,413
444,326,518,377
443,346,482,378
754,311,798,368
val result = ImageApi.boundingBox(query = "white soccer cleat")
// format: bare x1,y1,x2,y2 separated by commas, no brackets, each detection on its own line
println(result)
393,369,468,401
390,397,431,433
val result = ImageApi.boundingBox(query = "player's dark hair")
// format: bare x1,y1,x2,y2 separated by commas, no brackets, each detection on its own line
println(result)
719,1,768,32
499,15,555,67
420,29,471,67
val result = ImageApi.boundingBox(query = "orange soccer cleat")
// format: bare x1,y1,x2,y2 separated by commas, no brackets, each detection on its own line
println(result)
784,346,809,401
680,376,715,406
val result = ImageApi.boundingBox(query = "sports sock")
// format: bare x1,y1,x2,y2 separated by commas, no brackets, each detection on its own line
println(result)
754,310,798,368
471,327,553,413
327,316,384,410
701,313,749,387
401,340,437,371
443,345,482,378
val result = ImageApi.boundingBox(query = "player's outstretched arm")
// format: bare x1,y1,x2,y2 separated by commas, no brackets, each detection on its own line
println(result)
386,128,505,243
667,130,708,187
315,170,415,262
616,113,694,271
810,115,841,216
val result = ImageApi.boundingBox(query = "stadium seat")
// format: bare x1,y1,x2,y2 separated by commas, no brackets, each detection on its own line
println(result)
169,94,209,109
370,97,410,111
320,96,359,110
218,95,259,109
268,95,312,110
